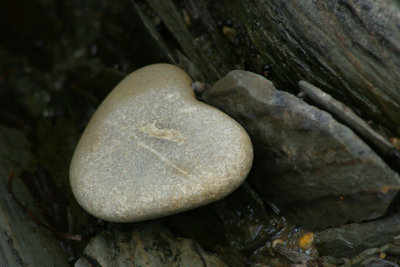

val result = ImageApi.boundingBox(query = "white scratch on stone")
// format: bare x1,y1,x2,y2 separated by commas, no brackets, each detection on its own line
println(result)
131,131,190,177
139,121,185,145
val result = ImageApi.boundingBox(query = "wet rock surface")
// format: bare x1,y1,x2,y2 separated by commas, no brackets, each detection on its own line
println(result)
338,245,400,267
70,64,253,222
315,213,400,258
0,126,68,266
143,0,400,135
224,0,400,135
3,0,400,265
206,70,400,229
77,182,322,267
299,80,400,173
75,222,228,267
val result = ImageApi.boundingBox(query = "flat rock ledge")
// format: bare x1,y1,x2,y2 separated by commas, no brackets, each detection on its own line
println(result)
315,212,400,258
75,222,228,267
206,70,400,230
70,64,253,222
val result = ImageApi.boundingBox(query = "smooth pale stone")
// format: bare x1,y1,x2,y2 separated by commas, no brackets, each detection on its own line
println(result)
70,64,253,222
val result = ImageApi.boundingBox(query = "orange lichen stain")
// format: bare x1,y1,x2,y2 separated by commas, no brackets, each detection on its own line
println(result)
183,9,191,27
298,232,314,249
380,185,391,194
380,252,386,259
390,137,400,151
222,26,237,40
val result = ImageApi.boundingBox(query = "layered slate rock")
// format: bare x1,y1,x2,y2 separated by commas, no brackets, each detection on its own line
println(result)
75,223,228,267
299,80,400,173
206,70,400,229
0,126,68,266
70,64,253,222
315,213,400,258
140,0,400,134
225,1,400,135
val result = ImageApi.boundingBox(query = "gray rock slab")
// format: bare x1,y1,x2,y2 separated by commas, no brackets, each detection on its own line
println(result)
360,258,399,267
299,80,400,173
0,125,68,267
206,70,400,230
225,0,400,135
340,248,397,267
145,0,220,82
70,64,253,222
75,222,228,267
315,213,400,258
272,243,315,264
381,244,400,257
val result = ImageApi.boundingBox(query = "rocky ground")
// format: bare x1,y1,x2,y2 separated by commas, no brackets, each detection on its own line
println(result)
1,0,400,266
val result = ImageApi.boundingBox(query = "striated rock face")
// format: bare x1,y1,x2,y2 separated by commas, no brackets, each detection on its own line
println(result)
206,70,400,230
225,0,400,135
299,80,400,174
70,64,253,222
315,213,400,258
141,0,400,135
75,222,228,267
0,126,68,266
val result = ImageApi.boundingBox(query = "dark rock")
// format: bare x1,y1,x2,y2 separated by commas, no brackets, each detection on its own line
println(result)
299,80,400,173
359,257,399,267
145,0,220,82
315,213,400,258
163,182,287,254
272,242,315,264
130,1,176,65
145,0,400,134
0,126,68,266
76,222,227,267
224,0,400,135
343,248,380,267
206,70,400,229
393,236,400,247
380,244,400,257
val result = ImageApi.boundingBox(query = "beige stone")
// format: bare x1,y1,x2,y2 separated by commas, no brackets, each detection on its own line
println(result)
70,64,253,222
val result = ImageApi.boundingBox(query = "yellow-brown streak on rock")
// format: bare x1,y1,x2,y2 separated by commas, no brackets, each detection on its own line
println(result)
390,137,400,150
131,230,151,266
380,185,391,194
140,122,186,144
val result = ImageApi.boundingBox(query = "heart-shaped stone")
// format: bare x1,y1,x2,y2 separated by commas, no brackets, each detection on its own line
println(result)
70,64,253,222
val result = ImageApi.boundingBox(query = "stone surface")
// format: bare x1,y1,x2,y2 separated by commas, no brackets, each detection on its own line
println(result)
299,80,400,173
163,182,287,253
272,243,315,264
141,0,400,135
145,0,220,82
315,213,400,258
206,70,400,229
75,222,228,267
225,1,400,135
0,126,68,266
70,64,253,222
360,258,399,267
